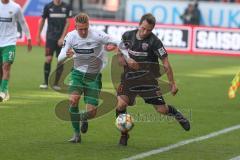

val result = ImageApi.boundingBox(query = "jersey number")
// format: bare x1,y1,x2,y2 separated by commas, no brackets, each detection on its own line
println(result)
8,51,15,60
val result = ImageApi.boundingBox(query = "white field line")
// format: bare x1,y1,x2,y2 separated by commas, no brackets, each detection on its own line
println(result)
230,155,240,160
122,124,240,160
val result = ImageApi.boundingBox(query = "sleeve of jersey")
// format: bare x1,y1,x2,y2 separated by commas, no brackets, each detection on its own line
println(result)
58,34,71,62
98,31,120,45
153,39,168,59
119,32,130,58
16,8,31,40
42,5,48,18
67,5,73,18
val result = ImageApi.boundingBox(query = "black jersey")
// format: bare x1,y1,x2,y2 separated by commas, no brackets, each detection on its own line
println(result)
42,2,72,40
122,29,168,79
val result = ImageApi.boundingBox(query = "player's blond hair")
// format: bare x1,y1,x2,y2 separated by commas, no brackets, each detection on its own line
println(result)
75,13,89,24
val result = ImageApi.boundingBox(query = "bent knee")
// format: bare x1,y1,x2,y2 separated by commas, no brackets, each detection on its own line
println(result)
88,108,97,118
85,104,97,118
70,94,80,106
45,56,53,63
117,98,128,110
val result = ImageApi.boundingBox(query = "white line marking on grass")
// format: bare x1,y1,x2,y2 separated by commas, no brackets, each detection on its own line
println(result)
122,124,240,160
0,105,16,109
230,155,240,160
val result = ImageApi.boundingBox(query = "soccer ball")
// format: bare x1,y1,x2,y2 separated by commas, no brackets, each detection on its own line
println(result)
115,114,134,132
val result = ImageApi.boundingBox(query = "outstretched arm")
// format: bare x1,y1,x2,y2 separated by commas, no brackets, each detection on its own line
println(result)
58,35,72,63
117,49,139,70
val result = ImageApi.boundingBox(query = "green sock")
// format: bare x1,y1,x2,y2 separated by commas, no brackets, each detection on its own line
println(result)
1,79,8,93
69,106,80,134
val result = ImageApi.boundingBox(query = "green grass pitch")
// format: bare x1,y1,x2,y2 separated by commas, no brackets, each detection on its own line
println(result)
0,46,239,160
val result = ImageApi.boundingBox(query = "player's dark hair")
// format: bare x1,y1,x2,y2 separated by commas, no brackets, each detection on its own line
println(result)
75,12,89,24
139,13,156,27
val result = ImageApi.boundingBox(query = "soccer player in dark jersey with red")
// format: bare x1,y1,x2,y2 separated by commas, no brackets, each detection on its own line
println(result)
36,0,72,90
116,13,190,146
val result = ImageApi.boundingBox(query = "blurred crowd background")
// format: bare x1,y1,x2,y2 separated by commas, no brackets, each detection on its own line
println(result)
13,0,240,28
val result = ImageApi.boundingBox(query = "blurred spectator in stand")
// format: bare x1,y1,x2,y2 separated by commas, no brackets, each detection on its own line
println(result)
198,0,240,2
79,0,83,11
194,2,201,24
222,0,235,2
180,2,201,25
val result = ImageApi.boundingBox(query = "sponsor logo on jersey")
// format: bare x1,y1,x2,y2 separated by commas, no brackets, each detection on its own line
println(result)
73,48,94,54
128,49,148,57
86,42,92,46
0,17,12,22
49,13,67,18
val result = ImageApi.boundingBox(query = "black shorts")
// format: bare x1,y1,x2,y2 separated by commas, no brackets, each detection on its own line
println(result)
117,78,166,106
45,39,62,57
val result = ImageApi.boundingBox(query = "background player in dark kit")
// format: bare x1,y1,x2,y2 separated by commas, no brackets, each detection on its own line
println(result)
37,0,72,89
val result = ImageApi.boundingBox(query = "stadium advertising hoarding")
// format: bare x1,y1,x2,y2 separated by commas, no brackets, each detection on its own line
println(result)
125,0,240,28
193,27,240,55
17,17,240,56
14,0,49,16
91,21,191,52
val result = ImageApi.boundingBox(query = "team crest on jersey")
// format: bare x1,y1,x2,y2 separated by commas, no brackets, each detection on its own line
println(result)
9,11,13,15
62,8,66,12
142,43,149,51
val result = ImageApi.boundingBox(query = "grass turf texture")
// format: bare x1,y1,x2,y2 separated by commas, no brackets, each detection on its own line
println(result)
0,46,239,160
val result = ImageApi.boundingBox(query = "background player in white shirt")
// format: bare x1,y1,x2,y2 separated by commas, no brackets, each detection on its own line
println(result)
58,13,119,143
0,0,32,102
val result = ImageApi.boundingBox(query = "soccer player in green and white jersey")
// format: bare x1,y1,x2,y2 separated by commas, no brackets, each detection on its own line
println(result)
58,13,120,143
0,0,32,102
